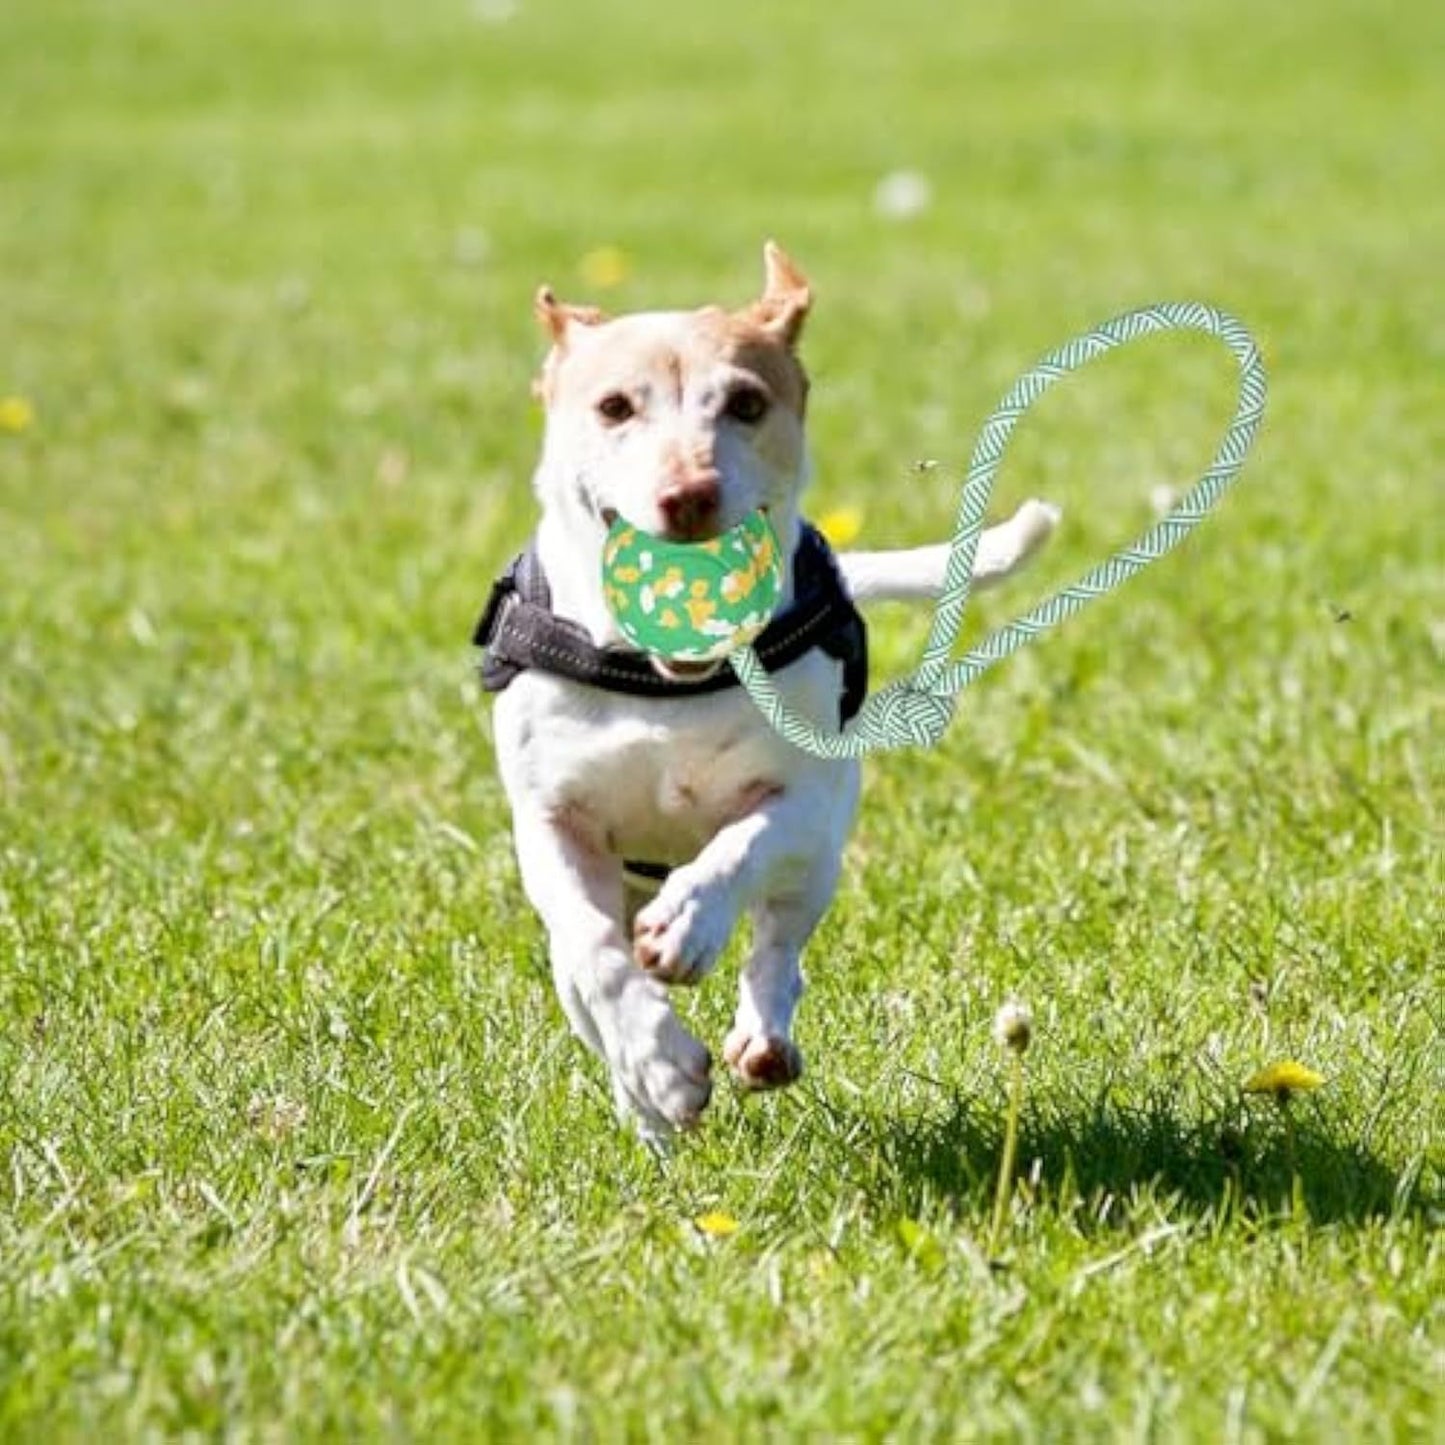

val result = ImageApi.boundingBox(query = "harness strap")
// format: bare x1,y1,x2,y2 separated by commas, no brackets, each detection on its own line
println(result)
474,523,868,723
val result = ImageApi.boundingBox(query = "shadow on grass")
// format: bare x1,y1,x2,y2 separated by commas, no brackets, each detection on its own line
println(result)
816,1091,1427,1227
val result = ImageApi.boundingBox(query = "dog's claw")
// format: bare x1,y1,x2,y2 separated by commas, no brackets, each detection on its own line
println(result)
723,1029,803,1091
633,875,733,985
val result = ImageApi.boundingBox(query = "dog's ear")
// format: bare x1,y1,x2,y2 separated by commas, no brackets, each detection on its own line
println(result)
534,286,607,347
744,241,811,347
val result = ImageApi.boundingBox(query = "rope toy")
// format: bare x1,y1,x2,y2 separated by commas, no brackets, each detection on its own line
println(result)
727,301,1268,757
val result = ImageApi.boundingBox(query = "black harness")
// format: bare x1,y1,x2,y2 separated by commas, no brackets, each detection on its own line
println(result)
473,521,868,724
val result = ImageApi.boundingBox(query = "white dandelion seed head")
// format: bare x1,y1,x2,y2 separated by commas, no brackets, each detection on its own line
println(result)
1149,483,1180,520
993,998,1033,1054
873,169,933,221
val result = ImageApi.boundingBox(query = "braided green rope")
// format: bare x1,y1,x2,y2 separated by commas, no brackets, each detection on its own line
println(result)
729,302,1268,757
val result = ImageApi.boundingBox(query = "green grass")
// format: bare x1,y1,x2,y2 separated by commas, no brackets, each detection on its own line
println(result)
2,0,1442,1437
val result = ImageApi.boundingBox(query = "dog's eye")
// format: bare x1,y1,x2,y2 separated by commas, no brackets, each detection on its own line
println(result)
596,392,635,425
724,386,769,425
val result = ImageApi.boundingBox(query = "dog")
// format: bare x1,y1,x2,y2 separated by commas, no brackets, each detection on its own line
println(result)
479,243,1058,1141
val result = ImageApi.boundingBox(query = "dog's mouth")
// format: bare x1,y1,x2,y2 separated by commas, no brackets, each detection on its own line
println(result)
649,656,725,683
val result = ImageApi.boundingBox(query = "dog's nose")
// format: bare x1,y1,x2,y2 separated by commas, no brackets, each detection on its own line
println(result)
657,473,721,541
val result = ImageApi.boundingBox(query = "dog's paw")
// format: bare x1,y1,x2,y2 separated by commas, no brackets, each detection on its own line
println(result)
633,872,735,985
723,1027,804,1091
602,979,714,1137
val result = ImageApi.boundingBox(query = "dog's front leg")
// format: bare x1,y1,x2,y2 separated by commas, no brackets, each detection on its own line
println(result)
633,767,858,1084
510,808,713,1140
633,773,857,986
721,852,842,1090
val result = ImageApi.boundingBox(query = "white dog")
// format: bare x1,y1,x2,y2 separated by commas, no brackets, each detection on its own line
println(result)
478,243,1058,1141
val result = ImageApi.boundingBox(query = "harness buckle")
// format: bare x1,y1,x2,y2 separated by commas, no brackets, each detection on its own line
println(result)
472,574,517,649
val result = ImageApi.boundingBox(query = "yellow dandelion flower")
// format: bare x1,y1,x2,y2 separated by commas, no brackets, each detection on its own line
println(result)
1243,1060,1324,1101
579,246,630,291
0,396,36,434
817,505,863,548
695,1211,740,1238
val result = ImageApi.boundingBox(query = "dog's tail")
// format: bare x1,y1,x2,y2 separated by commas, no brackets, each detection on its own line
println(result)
837,498,1061,604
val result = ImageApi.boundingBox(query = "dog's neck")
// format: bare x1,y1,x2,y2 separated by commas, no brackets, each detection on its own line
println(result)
533,489,805,649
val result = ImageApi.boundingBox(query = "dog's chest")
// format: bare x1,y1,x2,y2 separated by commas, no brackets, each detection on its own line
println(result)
494,654,842,861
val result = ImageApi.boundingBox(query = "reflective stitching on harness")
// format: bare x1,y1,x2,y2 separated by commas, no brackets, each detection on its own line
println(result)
474,523,868,718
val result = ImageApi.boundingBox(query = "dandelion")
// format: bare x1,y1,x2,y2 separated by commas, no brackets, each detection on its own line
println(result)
694,1210,740,1238
579,245,630,291
988,998,1032,1258
817,505,864,548
1148,483,1179,520
1243,1059,1324,1218
993,998,1033,1054
1242,1060,1324,1102
0,396,35,434
873,169,933,221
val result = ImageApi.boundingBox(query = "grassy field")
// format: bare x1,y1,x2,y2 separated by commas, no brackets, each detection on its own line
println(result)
2,0,1442,1437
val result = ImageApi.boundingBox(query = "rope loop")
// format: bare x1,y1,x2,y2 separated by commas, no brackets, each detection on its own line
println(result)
729,301,1268,758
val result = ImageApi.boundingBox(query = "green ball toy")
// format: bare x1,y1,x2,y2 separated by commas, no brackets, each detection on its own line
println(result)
601,509,784,662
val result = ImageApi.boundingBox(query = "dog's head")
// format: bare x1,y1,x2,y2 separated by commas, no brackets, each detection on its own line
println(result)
531,242,812,545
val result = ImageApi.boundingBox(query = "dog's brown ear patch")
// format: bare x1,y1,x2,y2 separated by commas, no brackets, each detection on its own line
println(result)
744,241,811,348
534,286,608,346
